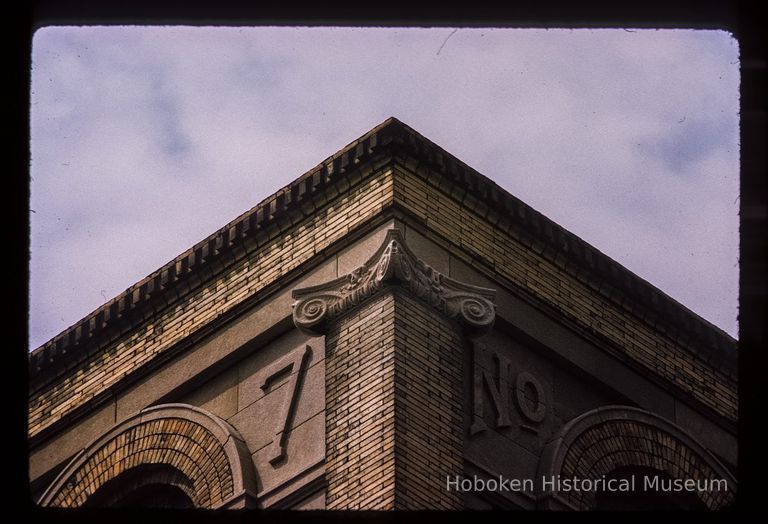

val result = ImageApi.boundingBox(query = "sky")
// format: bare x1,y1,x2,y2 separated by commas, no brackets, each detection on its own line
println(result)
29,26,740,349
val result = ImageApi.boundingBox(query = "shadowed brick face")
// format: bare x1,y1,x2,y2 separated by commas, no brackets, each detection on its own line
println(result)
392,164,736,422
558,419,734,510
325,290,464,509
393,292,464,509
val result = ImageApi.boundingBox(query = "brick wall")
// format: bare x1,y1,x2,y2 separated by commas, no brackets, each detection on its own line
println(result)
325,293,397,509
392,291,464,509
557,418,735,510
392,163,737,422
538,406,737,510
29,167,394,439
30,121,736,444
31,152,736,444
324,290,463,510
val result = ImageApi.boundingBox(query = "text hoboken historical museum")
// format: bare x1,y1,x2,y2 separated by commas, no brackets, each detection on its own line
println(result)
445,475,729,494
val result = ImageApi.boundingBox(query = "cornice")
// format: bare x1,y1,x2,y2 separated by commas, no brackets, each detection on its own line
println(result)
29,118,403,388
30,116,737,388
382,122,737,372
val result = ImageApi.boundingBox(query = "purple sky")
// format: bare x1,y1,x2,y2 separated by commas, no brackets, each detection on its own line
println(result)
29,27,740,349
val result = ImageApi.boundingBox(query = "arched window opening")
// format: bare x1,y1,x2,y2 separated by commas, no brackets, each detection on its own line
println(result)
594,465,707,511
83,464,195,509
537,406,736,510
38,404,259,509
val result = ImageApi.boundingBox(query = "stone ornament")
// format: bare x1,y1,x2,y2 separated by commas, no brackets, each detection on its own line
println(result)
293,229,495,337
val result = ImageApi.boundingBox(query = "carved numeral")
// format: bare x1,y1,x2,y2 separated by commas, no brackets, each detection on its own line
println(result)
470,342,512,435
515,371,546,425
260,344,312,465
470,343,548,437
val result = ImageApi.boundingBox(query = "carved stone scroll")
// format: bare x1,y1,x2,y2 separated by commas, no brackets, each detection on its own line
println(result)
292,229,496,337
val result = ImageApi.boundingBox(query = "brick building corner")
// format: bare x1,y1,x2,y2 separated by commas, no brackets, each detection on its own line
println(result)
29,117,737,510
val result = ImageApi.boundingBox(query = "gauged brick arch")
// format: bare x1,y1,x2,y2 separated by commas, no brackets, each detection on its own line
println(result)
537,406,736,510
38,404,258,508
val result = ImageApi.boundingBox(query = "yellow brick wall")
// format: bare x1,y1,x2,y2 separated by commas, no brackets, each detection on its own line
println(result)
325,290,463,510
392,164,737,421
325,293,397,509
392,291,463,509
29,168,395,439
30,152,737,444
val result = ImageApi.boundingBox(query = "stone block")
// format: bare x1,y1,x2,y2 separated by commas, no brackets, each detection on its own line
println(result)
403,226,450,274
293,489,326,509
29,399,115,484
237,330,324,410
675,399,737,466
337,218,397,275
180,364,239,420
449,254,497,289
465,424,540,486
230,354,324,457
252,411,325,495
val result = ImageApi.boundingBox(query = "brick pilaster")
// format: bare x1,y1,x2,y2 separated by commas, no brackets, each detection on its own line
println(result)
292,229,495,509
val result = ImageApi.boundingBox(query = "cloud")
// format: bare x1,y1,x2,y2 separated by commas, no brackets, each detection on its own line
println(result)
29,27,740,348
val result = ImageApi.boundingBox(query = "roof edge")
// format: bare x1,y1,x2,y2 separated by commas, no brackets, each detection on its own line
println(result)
29,116,737,383
29,117,402,381
385,119,737,366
